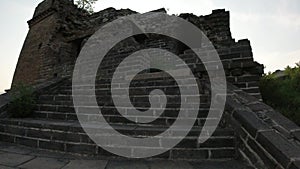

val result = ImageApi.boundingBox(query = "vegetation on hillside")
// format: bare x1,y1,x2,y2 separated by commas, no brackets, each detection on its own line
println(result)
75,0,98,13
260,62,300,125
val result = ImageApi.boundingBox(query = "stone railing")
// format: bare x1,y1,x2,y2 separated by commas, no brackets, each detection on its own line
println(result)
222,83,300,169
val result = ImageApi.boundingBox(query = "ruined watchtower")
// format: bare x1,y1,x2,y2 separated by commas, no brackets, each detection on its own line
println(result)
12,0,264,98
2,1,300,169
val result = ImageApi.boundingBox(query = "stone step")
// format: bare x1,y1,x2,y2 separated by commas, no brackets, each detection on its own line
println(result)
33,110,221,127
35,104,212,113
38,95,73,102
69,76,205,85
35,105,213,116
0,118,236,160
35,101,211,110
0,118,234,137
38,94,210,103
35,104,75,114
36,98,211,107
33,111,77,121
58,87,206,95
60,81,204,90
50,88,202,95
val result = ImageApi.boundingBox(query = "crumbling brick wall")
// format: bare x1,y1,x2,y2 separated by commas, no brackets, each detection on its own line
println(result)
12,0,264,98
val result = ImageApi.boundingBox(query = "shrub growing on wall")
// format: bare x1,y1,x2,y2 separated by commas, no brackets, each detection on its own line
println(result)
75,0,98,13
7,84,36,118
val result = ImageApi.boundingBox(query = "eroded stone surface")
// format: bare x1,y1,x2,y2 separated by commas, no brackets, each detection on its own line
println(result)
0,141,255,169
62,160,108,169
18,157,69,169
0,152,35,167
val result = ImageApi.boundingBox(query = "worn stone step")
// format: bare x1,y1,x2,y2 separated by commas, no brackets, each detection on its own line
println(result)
33,111,77,121
0,121,235,143
52,76,206,95
34,105,220,118
61,78,203,86
33,109,221,127
0,118,236,159
37,99,211,108
35,104,75,113
51,88,203,95
0,118,234,137
35,102,211,112
38,94,211,104
60,82,204,91
35,103,213,114
38,95,72,102
67,76,205,86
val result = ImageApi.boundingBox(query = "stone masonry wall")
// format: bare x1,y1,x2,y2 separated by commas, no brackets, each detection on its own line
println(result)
12,11,59,85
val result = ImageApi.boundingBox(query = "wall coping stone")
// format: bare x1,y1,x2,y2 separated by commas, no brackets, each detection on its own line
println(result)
222,82,300,169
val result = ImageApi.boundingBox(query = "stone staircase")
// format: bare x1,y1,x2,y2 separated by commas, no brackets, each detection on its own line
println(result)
0,75,237,160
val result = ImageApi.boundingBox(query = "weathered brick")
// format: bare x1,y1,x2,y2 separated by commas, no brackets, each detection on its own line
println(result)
257,130,300,168
289,160,300,169
39,140,65,151
247,137,278,169
66,143,97,155
210,149,236,159
171,149,208,159
16,137,38,148
233,109,270,137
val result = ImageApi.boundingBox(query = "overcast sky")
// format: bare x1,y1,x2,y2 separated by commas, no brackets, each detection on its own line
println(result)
0,0,299,93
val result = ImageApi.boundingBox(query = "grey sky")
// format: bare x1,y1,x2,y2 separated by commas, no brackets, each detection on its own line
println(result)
0,0,299,93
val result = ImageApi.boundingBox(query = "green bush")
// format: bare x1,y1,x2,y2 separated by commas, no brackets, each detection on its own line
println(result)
260,64,300,125
7,84,36,118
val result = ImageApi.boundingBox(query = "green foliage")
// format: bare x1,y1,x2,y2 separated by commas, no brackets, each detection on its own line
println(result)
75,0,98,13
7,84,36,118
260,63,300,125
